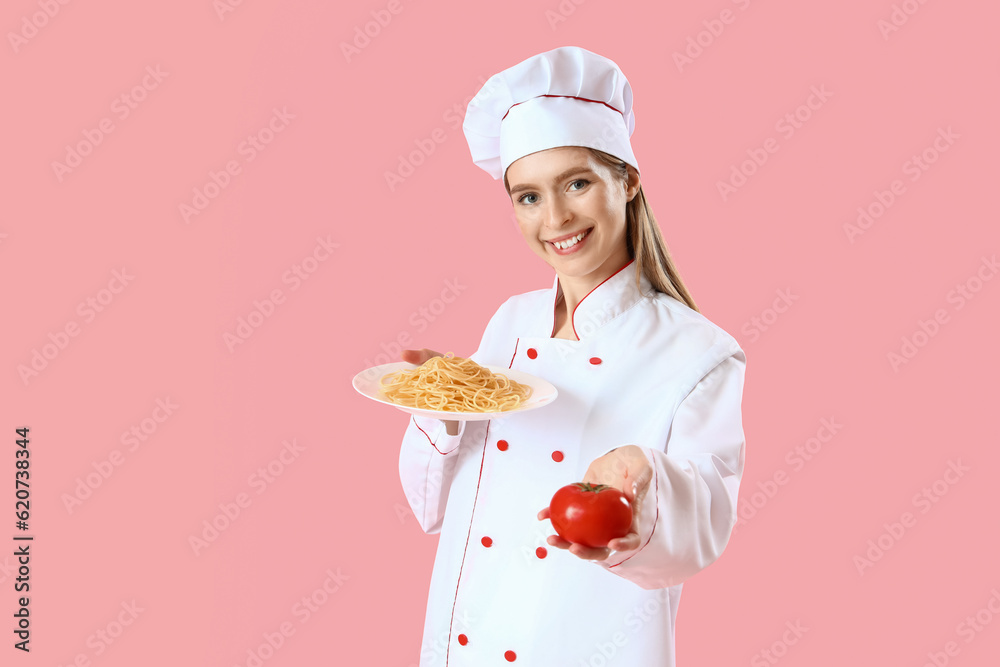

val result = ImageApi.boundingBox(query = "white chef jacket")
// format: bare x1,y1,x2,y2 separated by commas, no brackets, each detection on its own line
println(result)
398,258,747,666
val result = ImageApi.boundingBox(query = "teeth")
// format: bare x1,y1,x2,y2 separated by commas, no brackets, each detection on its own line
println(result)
553,230,587,250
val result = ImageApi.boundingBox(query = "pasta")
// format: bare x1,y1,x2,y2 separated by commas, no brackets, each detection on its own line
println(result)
379,353,533,412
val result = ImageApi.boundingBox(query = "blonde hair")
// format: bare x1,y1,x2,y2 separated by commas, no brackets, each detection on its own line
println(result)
504,148,700,313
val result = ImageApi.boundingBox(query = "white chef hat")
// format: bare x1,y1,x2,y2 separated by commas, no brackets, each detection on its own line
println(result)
463,46,639,181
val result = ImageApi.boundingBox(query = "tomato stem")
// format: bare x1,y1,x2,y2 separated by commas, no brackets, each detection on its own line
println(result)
572,482,612,493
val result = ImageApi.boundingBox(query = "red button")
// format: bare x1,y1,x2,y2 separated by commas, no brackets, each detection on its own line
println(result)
481,536,493,547
497,439,509,451
589,357,602,365
536,547,547,559
458,634,468,645
527,348,538,359
551,451,564,462
505,650,517,662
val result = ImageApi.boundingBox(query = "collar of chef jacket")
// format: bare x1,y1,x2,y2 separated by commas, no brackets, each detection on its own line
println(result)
546,258,653,340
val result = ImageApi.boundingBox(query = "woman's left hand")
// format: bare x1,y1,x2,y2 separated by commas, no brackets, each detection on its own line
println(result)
537,445,654,561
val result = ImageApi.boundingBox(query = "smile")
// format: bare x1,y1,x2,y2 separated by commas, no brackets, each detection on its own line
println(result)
549,228,592,250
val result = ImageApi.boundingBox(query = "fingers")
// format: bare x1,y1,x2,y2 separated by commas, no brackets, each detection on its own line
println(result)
607,532,640,552
631,464,654,501
547,534,605,558
572,545,607,559
539,510,599,558
400,348,444,365
546,534,572,549
567,541,611,560
544,531,619,560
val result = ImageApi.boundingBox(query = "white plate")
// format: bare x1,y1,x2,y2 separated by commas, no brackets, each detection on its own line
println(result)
352,361,558,421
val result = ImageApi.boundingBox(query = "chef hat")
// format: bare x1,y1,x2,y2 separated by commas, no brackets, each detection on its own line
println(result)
463,45,639,181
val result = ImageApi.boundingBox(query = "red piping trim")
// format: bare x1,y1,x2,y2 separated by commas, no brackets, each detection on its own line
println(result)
502,94,622,121
414,419,457,456
508,337,520,369
445,420,491,666
567,259,635,340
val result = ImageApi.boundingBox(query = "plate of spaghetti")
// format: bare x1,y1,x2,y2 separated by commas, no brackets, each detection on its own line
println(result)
352,353,557,421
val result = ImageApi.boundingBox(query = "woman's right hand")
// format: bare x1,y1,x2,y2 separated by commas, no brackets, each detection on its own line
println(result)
401,348,461,436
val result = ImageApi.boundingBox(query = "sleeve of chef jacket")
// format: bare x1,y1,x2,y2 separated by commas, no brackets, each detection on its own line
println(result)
594,344,747,590
396,300,509,535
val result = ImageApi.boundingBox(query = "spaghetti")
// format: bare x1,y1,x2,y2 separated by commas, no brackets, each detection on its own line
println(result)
379,353,533,413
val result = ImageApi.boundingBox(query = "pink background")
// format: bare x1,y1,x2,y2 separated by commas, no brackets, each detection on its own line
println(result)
3,1,999,665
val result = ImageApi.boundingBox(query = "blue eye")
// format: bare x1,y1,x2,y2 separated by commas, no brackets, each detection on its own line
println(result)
516,179,588,205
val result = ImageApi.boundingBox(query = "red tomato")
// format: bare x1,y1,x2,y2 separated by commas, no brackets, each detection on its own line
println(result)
549,482,633,548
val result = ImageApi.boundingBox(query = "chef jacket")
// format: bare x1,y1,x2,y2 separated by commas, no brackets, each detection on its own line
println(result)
398,258,747,666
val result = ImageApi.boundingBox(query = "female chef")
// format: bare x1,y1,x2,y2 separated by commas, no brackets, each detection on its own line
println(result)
395,46,747,666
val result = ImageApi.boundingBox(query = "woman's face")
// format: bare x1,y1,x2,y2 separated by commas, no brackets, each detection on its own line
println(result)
506,146,639,284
